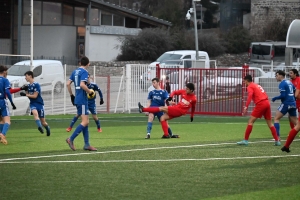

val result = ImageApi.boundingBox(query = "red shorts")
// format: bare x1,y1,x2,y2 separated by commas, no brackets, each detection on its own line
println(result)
167,106,186,119
251,100,272,120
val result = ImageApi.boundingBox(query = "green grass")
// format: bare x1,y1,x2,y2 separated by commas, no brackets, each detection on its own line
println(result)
0,114,300,200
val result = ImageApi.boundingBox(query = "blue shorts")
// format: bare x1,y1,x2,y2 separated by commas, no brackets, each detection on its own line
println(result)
76,104,89,115
88,105,97,115
0,100,10,117
153,112,164,121
30,104,45,118
278,104,297,116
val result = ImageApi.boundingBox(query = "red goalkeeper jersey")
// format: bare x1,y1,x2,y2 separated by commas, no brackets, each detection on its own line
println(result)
170,89,197,116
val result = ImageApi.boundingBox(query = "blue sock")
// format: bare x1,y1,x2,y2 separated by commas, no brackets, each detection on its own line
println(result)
70,124,84,141
35,120,42,128
147,122,152,134
44,125,50,134
168,127,173,136
95,119,100,129
82,126,90,147
2,123,10,136
274,122,280,137
0,124,4,133
70,116,79,128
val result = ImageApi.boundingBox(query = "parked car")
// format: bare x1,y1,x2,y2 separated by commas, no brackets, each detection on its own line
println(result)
7,60,65,93
202,67,275,99
140,50,210,90
8,96,30,116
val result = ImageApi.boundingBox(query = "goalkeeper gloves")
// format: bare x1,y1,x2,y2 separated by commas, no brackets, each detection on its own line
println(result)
20,92,26,96
100,98,104,105
190,117,193,122
70,94,75,105
20,85,28,91
11,102,16,110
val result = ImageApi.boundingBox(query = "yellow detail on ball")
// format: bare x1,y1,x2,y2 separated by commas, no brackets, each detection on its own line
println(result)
87,89,95,99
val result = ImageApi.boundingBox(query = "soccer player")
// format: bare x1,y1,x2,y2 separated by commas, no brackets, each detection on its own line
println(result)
20,71,51,136
271,70,297,140
0,65,17,144
281,72,300,153
138,83,196,138
144,78,177,139
289,69,300,128
66,74,104,133
237,74,280,146
66,56,97,151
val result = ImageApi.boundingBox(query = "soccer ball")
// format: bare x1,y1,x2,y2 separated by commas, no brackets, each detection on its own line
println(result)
87,89,95,99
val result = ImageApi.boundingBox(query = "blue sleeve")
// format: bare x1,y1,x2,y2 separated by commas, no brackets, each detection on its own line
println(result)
81,71,88,82
147,91,152,100
69,72,74,82
6,89,13,104
274,82,286,100
95,84,103,99
163,90,169,100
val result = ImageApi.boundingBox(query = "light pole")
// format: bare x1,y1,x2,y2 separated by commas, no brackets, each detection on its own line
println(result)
192,1,199,60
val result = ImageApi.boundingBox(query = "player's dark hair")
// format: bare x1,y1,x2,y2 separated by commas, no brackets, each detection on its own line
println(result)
186,82,195,91
0,65,8,73
152,77,159,82
290,69,299,77
80,56,89,66
24,71,34,78
276,70,285,77
244,74,252,82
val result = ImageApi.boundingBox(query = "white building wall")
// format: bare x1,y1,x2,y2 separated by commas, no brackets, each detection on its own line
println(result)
85,27,121,62
20,26,76,61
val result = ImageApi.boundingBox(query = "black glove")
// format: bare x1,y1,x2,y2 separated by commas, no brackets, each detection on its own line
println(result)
190,117,193,122
100,98,104,105
11,102,16,110
70,94,75,106
88,91,95,98
167,97,173,102
20,92,26,96
20,85,28,91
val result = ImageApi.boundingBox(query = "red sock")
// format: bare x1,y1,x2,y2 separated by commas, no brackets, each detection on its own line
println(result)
160,121,169,136
270,126,279,141
143,107,160,113
285,128,299,148
289,121,295,129
244,124,253,140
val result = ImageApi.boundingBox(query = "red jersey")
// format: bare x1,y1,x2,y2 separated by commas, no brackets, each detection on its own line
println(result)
291,77,300,88
10,88,21,94
170,89,197,116
245,82,268,107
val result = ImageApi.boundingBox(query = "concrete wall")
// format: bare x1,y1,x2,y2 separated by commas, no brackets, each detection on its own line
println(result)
20,26,76,59
251,0,300,38
0,39,11,54
85,27,122,62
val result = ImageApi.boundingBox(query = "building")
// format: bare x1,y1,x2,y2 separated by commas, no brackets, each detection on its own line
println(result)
0,0,172,63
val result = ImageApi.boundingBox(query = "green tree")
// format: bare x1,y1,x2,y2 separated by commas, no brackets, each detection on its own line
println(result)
222,26,252,53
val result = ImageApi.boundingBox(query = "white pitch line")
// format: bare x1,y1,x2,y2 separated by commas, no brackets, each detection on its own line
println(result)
0,154,300,164
0,139,299,162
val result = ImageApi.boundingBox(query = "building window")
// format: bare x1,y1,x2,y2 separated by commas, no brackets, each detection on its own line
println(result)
63,4,73,25
101,11,112,26
42,2,61,25
113,15,124,26
23,0,41,25
90,9,99,25
74,7,86,26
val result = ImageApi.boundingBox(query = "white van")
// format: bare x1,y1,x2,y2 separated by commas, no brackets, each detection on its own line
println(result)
140,50,210,89
249,41,286,64
7,60,65,93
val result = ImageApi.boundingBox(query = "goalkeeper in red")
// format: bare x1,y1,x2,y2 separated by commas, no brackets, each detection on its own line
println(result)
138,83,196,138
237,75,280,146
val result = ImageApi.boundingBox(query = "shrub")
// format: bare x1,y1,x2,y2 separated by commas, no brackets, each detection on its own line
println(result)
262,18,289,41
116,28,173,61
222,26,252,53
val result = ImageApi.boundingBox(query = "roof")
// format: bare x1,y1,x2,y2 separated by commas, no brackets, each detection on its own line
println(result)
251,41,286,46
90,0,172,26
14,60,62,66
164,50,208,55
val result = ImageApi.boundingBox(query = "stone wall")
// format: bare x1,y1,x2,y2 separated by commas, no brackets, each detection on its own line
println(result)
250,0,300,38
89,53,250,76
